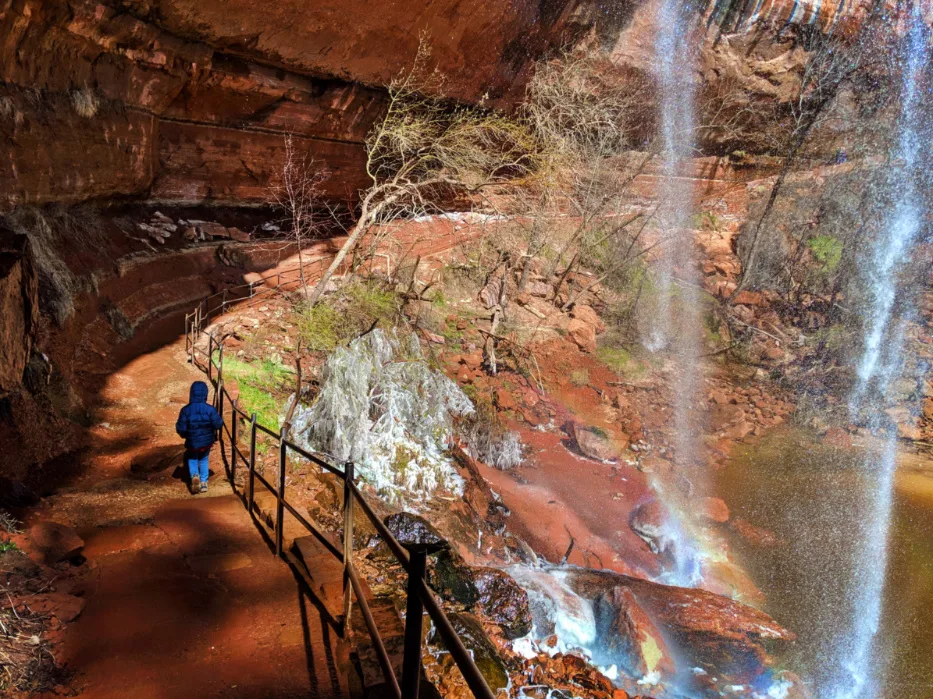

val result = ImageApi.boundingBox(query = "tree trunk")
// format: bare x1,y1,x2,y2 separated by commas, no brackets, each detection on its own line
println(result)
307,221,370,307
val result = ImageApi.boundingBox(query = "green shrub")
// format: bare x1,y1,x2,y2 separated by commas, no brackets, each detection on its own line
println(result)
596,346,631,373
221,356,292,427
297,281,399,352
807,235,843,273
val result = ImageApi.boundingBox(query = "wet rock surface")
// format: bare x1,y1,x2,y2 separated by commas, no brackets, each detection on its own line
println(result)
473,567,533,639
383,512,447,548
432,612,509,692
595,586,676,679
566,567,795,680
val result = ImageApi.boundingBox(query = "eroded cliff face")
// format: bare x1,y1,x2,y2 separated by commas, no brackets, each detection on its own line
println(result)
0,0,591,210
0,0,908,479
1,0,898,211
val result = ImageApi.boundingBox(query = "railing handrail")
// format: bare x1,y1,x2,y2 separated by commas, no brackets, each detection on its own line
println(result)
183,278,496,699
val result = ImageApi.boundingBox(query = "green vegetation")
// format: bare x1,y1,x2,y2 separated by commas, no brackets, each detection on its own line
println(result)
297,281,400,352
807,234,843,273
570,368,590,386
690,211,720,231
596,346,631,374
0,540,20,554
221,356,293,428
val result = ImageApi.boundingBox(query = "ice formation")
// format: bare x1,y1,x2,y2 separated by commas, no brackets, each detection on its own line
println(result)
289,328,474,503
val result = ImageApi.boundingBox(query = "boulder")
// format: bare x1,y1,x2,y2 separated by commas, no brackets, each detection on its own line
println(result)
383,512,446,549
569,304,605,333
495,388,517,411
711,403,745,431
733,290,764,306
628,500,671,554
564,567,795,682
570,424,619,463
698,497,730,524
473,567,532,639
22,592,86,622
725,418,754,440
430,550,479,606
527,281,552,298
730,518,781,548
28,522,84,564
227,226,251,242
433,613,509,692
595,586,675,680
567,319,596,353
461,351,484,371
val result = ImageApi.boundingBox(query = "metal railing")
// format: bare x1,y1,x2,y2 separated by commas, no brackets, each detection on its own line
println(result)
183,270,495,699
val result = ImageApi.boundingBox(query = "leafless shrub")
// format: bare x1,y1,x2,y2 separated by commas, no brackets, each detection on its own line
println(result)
0,512,21,535
517,50,657,311
269,135,332,299
731,17,900,302
457,398,523,470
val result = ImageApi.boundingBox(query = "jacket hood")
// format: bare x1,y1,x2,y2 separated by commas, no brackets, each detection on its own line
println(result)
189,381,209,404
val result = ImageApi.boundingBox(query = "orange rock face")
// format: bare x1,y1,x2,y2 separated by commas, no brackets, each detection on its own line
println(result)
0,233,38,396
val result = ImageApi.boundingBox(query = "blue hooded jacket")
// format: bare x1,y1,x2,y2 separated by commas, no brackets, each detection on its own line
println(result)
175,381,223,451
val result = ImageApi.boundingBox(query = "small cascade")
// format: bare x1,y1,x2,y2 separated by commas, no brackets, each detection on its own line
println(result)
828,8,933,698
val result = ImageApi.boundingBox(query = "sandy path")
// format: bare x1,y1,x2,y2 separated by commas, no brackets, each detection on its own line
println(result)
32,337,348,698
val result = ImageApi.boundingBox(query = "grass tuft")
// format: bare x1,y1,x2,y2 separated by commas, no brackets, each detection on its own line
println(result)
221,357,293,428
297,281,400,353
596,346,631,374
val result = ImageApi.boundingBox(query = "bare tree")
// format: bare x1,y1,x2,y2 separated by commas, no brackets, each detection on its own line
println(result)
305,43,536,307
519,50,655,306
729,16,893,302
270,134,330,299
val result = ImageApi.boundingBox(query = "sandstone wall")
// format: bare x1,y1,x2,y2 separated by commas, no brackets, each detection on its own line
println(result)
1,0,900,212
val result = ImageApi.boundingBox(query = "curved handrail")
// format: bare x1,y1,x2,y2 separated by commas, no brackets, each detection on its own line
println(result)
184,276,496,699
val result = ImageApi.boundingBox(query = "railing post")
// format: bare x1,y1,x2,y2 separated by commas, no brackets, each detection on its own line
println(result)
208,334,214,383
230,398,238,487
216,378,224,428
342,461,356,629
401,544,439,699
248,413,257,512
276,426,288,558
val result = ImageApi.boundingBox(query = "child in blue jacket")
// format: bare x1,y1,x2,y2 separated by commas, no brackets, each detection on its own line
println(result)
175,381,223,494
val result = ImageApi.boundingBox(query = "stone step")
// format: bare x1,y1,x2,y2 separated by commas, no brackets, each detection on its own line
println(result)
246,478,412,696
353,595,407,694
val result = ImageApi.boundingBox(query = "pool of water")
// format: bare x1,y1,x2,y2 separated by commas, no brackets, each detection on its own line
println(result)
714,427,933,698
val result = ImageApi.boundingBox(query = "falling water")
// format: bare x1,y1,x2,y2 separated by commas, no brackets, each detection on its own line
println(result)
830,8,932,697
650,0,707,587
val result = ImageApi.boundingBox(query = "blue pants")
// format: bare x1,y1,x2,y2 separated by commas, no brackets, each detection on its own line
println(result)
187,450,210,484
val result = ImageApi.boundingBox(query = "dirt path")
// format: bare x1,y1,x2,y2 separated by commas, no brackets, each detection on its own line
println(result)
31,338,348,698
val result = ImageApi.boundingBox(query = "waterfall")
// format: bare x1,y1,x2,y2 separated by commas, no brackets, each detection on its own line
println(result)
650,0,706,587
830,8,932,697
